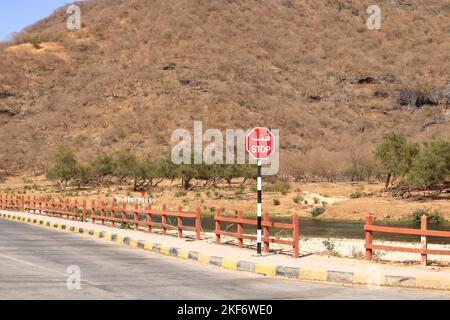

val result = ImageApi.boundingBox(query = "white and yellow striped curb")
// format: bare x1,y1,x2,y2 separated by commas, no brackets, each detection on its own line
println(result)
2,212,450,291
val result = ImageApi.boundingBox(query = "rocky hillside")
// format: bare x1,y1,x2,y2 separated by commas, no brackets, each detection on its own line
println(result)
0,0,449,175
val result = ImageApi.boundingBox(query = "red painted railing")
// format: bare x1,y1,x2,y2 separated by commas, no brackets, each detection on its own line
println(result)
364,214,450,266
0,194,302,258
0,194,201,240
214,209,299,258
90,200,201,240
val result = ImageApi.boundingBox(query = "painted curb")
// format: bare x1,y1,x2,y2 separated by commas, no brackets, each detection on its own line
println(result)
2,212,450,292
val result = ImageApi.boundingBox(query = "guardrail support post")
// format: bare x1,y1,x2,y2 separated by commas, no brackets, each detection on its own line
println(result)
365,214,373,261
134,203,139,231
58,198,63,218
421,215,428,266
263,212,270,254
91,200,96,224
121,203,127,228
293,213,299,258
215,208,221,245
101,201,106,225
237,210,244,248
195,207,201,240
162,205,167,235
177,206,183,238
110,201,116,227
147,205,152,233
66,198,70,220
81,200,86,222
74,199,78,221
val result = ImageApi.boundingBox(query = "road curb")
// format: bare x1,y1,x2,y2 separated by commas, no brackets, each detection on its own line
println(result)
2,212,450,292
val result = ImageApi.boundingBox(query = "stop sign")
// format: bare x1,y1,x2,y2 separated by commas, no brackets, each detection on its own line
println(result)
246,127,276,160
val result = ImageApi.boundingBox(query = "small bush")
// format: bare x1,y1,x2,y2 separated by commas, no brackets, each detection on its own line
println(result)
311,206,326,217
409,208,443,224
235,184,245,195
323,239,335,252
313,197,320,204
22,177,34,184
264,181,291,195
293,195,303,204
25,36,42,49
273,199,281,206
162,31,172,40
175,191,187,198
350,191,366,199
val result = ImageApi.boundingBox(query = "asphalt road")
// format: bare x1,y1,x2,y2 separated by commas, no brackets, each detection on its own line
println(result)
0,219,449,300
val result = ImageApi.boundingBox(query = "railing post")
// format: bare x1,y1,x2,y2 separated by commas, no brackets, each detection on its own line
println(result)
292,213,299,258
421,215,428,266
365,214,373,261
215,208,221,245
111,201,116,227
21,195,25,212
66,198,70,220
162,205,167,235
195,207,201,240
177,206,183,238
237,210,244,248
56,198,60,217
101,201,105,225
134,203,139,231
263,212,270,254
32,195,36,214
122,203,127,228
147,205,152,233
91,200,96,224
44,197,48,216
27,195,31,213
74,199,79,221
38,196,42,214
82,200,86,222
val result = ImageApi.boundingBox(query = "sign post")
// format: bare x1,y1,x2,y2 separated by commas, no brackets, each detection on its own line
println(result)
246,127,276,256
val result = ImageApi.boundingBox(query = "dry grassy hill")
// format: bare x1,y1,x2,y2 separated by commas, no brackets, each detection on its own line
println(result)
0,0,449,176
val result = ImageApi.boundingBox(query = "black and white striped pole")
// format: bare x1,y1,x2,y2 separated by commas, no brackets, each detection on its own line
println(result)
257,159,262,255
246,127,275,257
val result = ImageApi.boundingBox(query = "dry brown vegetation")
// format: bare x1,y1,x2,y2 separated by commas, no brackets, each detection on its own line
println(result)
2,175,450,221
0,0,449,177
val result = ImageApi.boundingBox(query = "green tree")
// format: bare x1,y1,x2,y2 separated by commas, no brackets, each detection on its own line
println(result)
406,139,450,191
113,151,138,183
157,157,179,188
46,147,83,187
238,164,258,184
133,157,166,191
90,154,114,186
375,133,419,187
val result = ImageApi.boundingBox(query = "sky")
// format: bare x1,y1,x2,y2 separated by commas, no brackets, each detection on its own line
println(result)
0,1,74,41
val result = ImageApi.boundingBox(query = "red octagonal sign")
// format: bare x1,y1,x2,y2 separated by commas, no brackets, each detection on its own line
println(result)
246,127,276,160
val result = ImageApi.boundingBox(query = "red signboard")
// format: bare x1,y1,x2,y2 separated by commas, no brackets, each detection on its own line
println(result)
246,127,275,160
